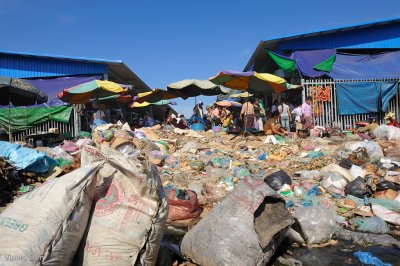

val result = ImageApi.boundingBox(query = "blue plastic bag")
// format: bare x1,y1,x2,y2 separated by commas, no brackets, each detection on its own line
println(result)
354,251,391,266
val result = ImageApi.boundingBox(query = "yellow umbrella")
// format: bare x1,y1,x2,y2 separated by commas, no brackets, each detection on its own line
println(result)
229,92,253,98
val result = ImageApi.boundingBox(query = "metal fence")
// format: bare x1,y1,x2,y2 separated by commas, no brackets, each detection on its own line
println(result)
302,79,400,130
13,107,80,142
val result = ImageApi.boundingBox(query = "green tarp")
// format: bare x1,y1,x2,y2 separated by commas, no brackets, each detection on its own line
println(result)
0,106,72,133
268,51,296,72
314,54,336,72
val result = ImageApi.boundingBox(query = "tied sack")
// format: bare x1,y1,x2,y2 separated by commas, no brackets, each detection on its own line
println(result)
181,176,294,266
0,163,103,265
77,146,168,266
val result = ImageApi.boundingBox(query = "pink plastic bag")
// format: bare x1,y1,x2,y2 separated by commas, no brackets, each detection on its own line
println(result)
61,140,79,153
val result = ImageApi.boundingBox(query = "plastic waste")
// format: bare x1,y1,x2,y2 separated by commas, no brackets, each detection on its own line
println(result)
339,158,353,170
354,251,392,266
189,160,205,171
181,141,200,153
115,142,139,158
307,151,323,159
149,150,166,165
335,227,400,247
373,124,400,141
61,140,79,153
345,177,372,198
350,164,367,179
257,152,268,160
371,204,400,225
321,171,348,196
320,163,355,182
77,131,92,138
49,146,74,161
297,170,320,179
265,170,292,191
355,216,390,234
293,205,336,244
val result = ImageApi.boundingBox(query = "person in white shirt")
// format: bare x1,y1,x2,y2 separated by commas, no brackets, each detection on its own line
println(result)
93,104,106,121
291,103,303,132
278,99,291,133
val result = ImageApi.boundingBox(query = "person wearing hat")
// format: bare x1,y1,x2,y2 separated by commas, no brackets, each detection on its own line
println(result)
358,114,379,135
384,112,400,128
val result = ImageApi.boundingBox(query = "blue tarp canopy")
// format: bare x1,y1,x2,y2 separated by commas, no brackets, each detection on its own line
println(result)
336,82,398,115
270,49,400,79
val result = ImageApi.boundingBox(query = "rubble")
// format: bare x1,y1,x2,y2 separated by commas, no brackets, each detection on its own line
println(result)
1,122,400,264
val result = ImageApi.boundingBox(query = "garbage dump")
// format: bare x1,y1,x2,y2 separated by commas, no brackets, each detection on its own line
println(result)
0,121,400,265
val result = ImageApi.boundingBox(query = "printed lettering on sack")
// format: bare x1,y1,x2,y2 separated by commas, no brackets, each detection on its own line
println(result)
231,177,267,213
118,192,151,232
0,254,42,263
94,179,125,217
85,241,122,261
83,146,103,159
0,216,29,232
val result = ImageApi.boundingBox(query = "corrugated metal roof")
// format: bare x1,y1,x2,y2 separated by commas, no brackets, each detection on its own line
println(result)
0,50,152,94
0,53,107,78
0,49,122,64
278,20,400,50
263,16,400,44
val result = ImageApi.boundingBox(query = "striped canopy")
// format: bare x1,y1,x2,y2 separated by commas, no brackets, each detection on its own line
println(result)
209,70,295,94
58,80,126,104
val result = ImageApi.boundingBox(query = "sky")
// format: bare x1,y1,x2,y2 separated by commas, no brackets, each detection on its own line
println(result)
1,0,400,117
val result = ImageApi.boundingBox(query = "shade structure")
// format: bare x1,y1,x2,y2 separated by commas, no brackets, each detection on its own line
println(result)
58,80,126,104
136,89,185,103
167,79,228,97
98,94,132,103
229,91,253,98
215,100,242,107
0,76,48,106
209,70,294,94
129,99,176,108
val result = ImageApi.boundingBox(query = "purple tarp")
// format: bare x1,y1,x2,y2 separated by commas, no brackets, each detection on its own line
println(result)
293,49,335,78
27,75,101,106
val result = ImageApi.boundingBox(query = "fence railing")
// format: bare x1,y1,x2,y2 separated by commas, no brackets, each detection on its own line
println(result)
12,107,80,142
302,79,400,130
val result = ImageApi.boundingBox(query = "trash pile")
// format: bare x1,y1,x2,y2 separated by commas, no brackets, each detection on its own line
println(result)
0,122,399,265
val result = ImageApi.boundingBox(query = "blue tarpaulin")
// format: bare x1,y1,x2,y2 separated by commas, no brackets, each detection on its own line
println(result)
336,82,398,115
329,52,400,80
293,49,336,78
0,141,57,172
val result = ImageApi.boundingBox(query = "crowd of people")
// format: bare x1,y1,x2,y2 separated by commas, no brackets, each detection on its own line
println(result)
187,96,315,137
90,96,400,137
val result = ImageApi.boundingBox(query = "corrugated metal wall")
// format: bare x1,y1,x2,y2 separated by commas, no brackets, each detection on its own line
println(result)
279,22,400,50
0,53,107,78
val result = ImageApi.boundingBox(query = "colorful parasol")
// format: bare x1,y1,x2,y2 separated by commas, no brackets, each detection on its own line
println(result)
129,99,177,108
167,79,229,97
58,80,126,104
229,91,253,98
215,100,242,107
209,70,298,94
136,89,186,103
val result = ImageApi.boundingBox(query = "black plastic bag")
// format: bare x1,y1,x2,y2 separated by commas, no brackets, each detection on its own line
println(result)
265,170,292,191
339,159,353,170
345,177,372,198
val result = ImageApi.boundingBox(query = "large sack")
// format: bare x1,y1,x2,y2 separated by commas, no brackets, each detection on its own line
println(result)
0,162,103,265
166,189,199,221
181,176,294,266
77,146,168,266
345,141,384,162
373,125,400,141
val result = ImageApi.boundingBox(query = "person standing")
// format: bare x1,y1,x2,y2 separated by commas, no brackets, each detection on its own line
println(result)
302,96,313,129
193,101,204,119
291,103,303,132
271,99,278,113
278,99,291,133
240,98,255,129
